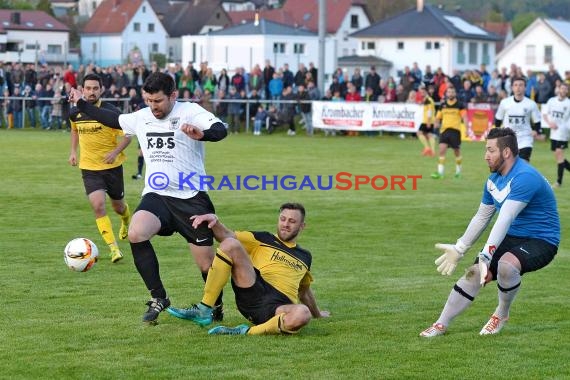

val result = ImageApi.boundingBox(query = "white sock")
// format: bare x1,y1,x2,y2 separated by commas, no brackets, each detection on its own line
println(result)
438,164,444,176
436,267,482,327
494,261,521,319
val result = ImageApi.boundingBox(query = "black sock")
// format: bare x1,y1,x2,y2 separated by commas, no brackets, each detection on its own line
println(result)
137,156,144,175
564,159,570,171
558,162,565,184
131,241,166,299
201,271,223,306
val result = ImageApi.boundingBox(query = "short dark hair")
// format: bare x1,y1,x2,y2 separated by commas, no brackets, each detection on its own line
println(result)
279,202,306,221
143,72,176,96
488,127,519,156
512,76,526,86
82,73,102,87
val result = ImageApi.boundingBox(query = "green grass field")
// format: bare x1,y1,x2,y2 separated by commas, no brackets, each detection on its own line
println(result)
1,128,569,379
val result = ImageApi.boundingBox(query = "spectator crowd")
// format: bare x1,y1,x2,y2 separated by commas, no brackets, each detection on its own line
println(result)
0,58,568,134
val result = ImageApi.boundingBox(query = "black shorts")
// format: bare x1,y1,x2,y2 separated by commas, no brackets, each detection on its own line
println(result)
232,268,291,325
519,147,532,161
550,139,568,151
418,123,434,134
135,191,215,245
439,129,461,149
474,235,558,279
81,166,125,200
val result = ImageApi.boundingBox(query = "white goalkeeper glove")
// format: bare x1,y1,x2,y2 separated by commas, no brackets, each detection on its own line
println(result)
434,240,469,276
477,244,496,286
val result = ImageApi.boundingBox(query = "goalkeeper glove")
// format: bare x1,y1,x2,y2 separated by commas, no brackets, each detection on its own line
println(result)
434,240,469,276
478,244,496,286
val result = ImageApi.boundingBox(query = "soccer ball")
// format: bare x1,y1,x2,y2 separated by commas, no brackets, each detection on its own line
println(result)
64,238,99,272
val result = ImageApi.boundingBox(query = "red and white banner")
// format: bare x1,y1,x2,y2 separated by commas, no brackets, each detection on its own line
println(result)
312,101,423,132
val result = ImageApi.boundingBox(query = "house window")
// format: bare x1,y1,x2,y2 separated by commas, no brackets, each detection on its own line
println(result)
47,44,62,54
25,43,38,50
397,41,404,50
526,45,536,65
91,1,96,12
434,41,440,49
148,23,155,32
91,42,97,54
468,42,477,64
457,41,465,64
343,31,349,41
294,43,305,54
151,43,158,53
134,22,140,32
350,14,359,28
273,42,285,53
482,43,489,65
364,41,375,50
544,45,553,63
142,5,146,13
426,41,432,50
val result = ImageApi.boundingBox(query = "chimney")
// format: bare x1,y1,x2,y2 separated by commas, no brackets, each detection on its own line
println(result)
417,0,424,12
11,12,21,25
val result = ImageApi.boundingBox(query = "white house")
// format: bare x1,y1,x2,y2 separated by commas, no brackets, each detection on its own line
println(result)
80,0,168,67
351,3,500,77
0,10,73,65
226,0,372,79
182,19,318,75
496,18,570,73
221,0,280,12
148,0,231,64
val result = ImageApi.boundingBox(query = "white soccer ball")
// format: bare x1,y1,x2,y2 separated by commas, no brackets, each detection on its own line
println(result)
64,238,99,272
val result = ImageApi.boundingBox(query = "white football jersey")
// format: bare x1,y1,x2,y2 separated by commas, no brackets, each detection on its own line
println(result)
543,96,570,142
495,96,541,148
119,101,222,199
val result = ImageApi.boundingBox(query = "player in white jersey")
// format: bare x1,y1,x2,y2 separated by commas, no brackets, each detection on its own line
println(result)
69,72,228,325
494,77,542,161
543,82,570,187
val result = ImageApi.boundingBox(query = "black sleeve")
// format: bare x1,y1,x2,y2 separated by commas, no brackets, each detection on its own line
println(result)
532,121,542,134
76,99,122,129
494,118,502,128
200,122,227,142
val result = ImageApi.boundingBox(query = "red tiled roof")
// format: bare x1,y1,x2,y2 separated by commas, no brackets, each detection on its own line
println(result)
0,9,69,32
479,21,512,52
228,0,366,34
82,0,143,34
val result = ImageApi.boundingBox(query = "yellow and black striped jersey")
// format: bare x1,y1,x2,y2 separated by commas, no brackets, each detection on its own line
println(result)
236,230,313,304
423,95,436,125
70,100,125,170
436,99,466,132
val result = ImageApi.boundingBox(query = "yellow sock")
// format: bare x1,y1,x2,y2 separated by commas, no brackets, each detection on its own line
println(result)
96,216,118,249
247,313,294,335
418,134,428,148
119,203,131,225
118,203,131,240
428,136,436,151
202,248,233,307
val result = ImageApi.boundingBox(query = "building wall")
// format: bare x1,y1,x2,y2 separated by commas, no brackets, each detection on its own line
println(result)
357,36,495,78
182,34,319,76
496,21,570,73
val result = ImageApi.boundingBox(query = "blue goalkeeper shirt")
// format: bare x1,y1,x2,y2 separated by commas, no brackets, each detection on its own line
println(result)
481,157,560,246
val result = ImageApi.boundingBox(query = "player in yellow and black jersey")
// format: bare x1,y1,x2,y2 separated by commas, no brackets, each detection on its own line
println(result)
431,86,468,180
69,73,132,263
167,203,330,335
417,85,436,157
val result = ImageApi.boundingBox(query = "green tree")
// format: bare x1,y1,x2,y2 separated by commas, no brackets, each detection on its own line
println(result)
511,12,542,36
36,0,54,16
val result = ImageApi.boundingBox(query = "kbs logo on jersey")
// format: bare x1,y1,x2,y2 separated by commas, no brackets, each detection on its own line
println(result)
146,132,175,149
146,172,422,191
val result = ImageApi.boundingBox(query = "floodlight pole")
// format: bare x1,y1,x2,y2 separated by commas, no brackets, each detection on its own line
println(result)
318,0,326,94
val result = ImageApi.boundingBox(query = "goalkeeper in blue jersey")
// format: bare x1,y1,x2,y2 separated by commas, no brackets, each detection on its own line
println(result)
420,127,559,337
